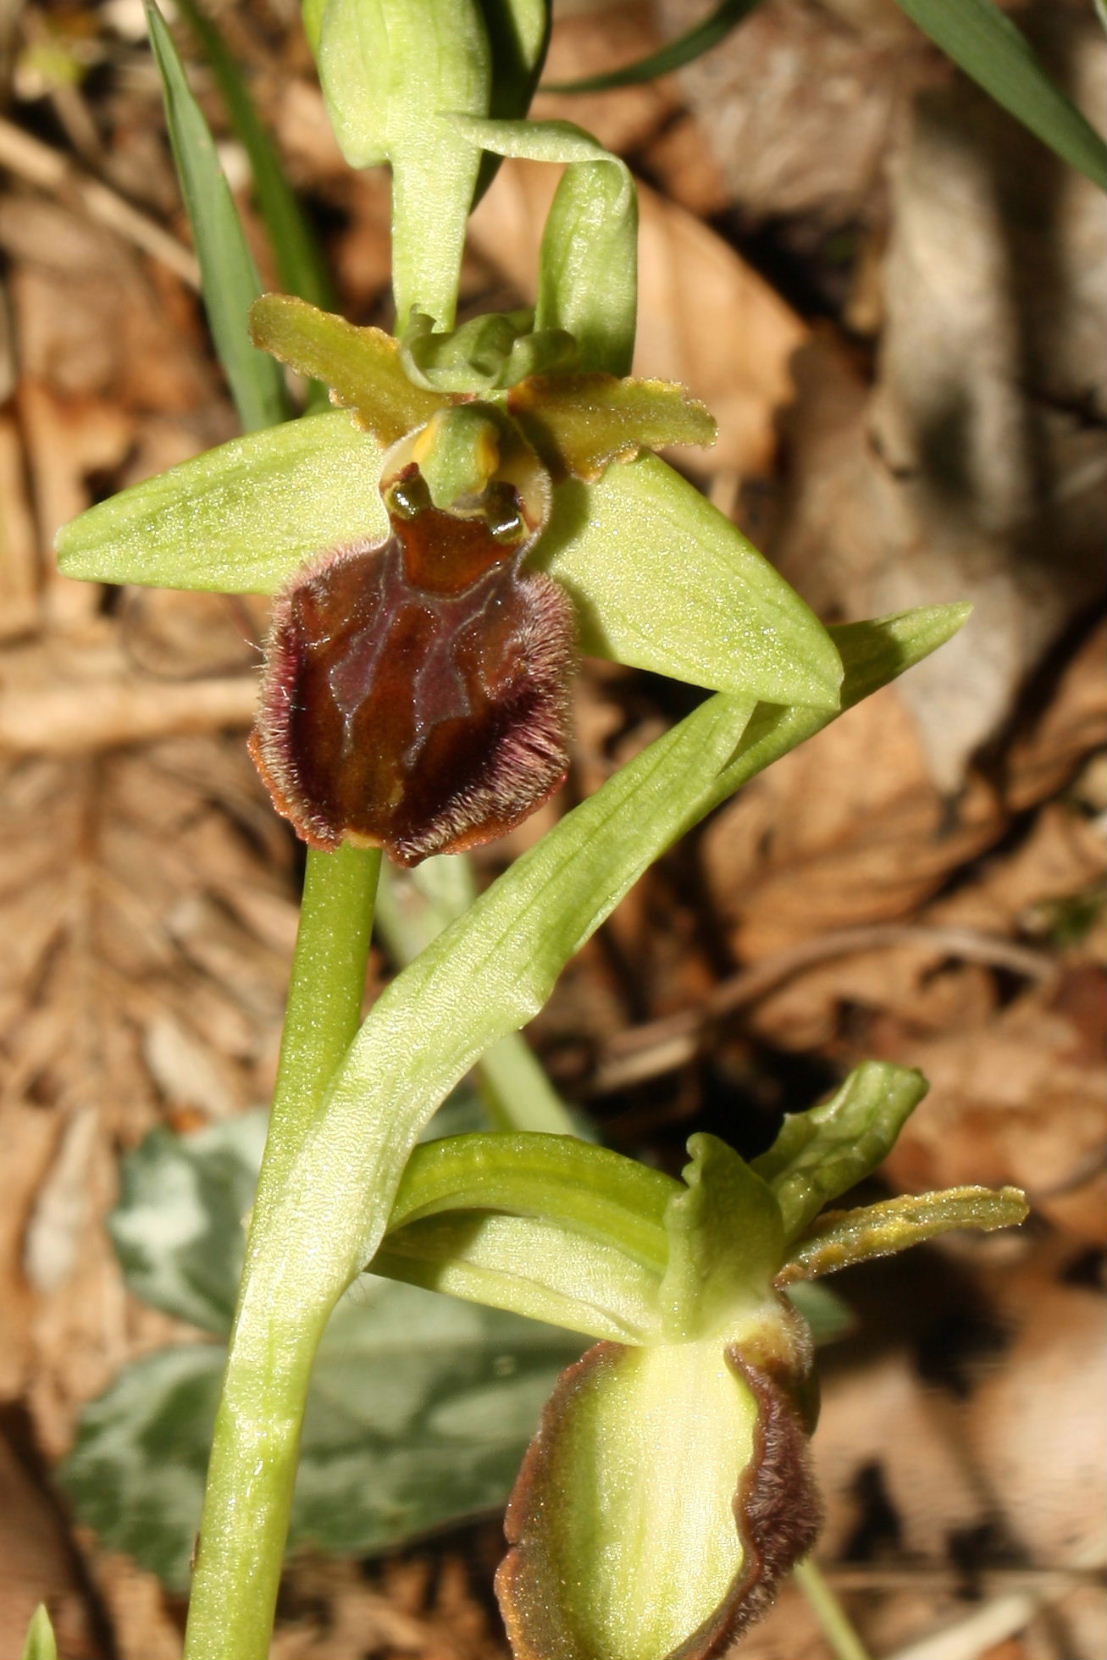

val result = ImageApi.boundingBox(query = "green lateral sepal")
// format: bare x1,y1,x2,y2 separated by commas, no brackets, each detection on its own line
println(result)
496,1325,820,1660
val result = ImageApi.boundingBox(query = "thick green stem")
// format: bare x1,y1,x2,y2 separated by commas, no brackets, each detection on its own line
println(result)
182,845,380,1660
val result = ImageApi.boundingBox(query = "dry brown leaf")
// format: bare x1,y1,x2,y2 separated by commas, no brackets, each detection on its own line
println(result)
658,0,928,223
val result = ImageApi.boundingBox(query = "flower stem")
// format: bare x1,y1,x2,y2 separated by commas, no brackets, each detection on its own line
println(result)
182,845,380,1660
794,1559,875,1660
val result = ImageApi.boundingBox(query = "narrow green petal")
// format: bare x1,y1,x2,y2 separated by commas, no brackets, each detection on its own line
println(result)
250,294,450,441
780,1185,1030,1282
536,453,843,706
55,412,386,593
509,372,716,478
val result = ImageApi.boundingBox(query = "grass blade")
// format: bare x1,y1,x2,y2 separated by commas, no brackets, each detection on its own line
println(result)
146,1,288,431
173,0,335,311
544,0,764,92
895,0,1107,189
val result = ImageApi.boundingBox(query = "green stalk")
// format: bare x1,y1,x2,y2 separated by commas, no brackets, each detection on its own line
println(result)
182,845,380,1660
794,1559,874,1660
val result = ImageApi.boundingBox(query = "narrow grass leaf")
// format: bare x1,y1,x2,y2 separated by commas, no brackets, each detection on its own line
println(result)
145,3,288,431
545,0,763,92
894,0,1107,190
173,0,334,310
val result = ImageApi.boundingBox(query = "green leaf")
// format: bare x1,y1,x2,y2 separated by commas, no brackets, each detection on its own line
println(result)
250,294,450,441
535,453,843,706
62,1342,225,1592
172,0,335,311
317,0,491,328
375,857,582,1137
20,1606,59,1660
62,1284,581,1592
247,608,967,1337
145,3,287,432
544,0,763,92
753,1061,929,1243
55,410,386,593
781,1185,1029,1282
497,1338,766,1660
453,118,638,375
894,0,1107,190
109,1110,268,1335
660,1135,783,1341
292,1282,582,1555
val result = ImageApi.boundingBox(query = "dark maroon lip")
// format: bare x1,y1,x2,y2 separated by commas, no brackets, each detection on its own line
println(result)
249,490,576,865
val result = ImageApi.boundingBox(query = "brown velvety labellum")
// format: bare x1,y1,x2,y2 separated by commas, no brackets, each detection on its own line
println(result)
250,499,574,865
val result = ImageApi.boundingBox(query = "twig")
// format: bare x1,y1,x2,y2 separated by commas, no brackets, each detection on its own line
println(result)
0,115,200,286
0,675,256,753
588,923,1059,1094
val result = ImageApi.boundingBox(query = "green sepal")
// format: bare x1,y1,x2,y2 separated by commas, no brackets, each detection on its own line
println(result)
752,1061,929,1243
249,294,449,442
509,372,716,480
497,1334,817,1660
453,117,638,375
20,1607,58,1660
317,0,492,328
386,1131,673,1263
535,452,843,706
660,1135,783,1342
55,411,387,594
779,1185,1030,1283
375,1213,665,1342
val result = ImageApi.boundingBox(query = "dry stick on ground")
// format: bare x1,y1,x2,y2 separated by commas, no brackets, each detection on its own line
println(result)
0,115,200,286
587,923,1059,1094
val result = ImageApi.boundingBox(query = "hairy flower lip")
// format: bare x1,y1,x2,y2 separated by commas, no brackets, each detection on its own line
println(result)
249,463,576,865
